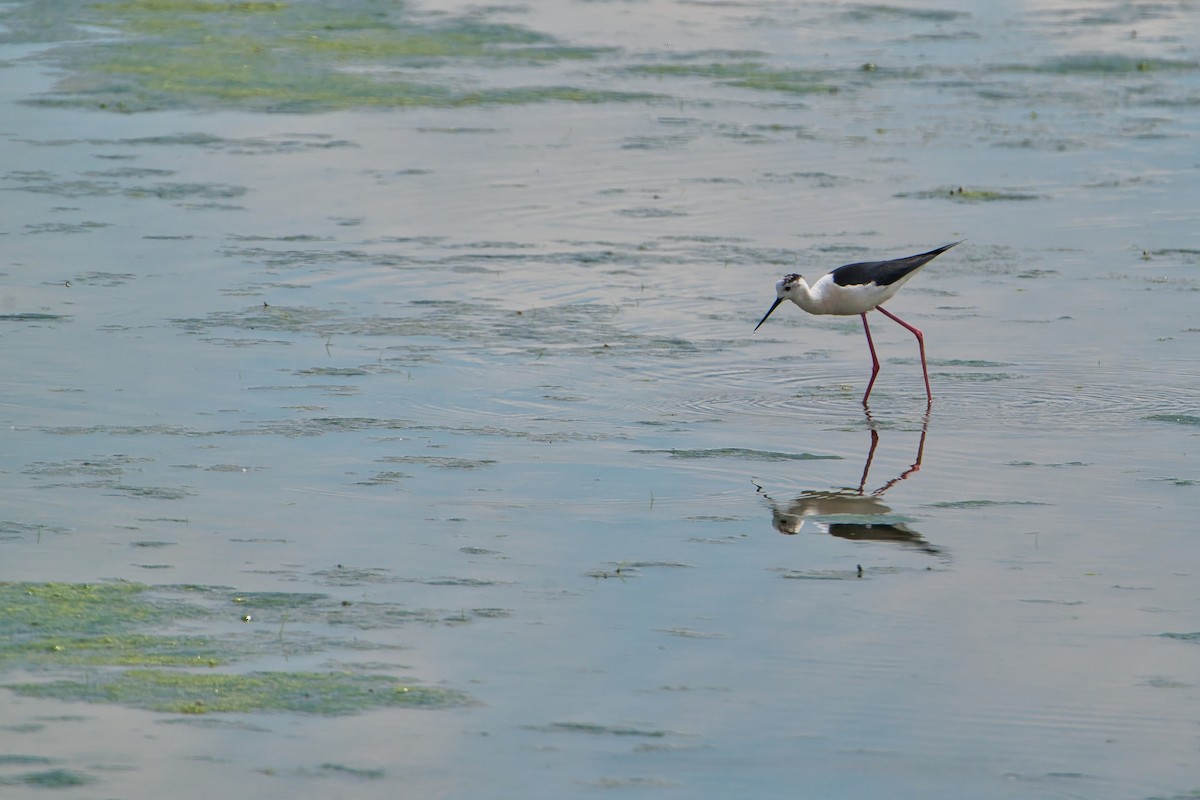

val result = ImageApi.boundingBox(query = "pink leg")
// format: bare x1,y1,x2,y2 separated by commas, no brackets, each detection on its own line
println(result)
860,312,881,406
876,305,932,404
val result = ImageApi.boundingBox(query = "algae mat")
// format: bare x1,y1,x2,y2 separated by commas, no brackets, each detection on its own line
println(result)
0,582,475,714
3,0,649,111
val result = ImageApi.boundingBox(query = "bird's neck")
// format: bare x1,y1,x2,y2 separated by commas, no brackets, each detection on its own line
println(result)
789,279,823,313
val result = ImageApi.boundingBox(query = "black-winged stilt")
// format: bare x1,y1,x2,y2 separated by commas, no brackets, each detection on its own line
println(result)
753,242,961,406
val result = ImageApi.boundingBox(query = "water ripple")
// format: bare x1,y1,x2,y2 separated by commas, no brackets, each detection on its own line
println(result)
616,356,1200,432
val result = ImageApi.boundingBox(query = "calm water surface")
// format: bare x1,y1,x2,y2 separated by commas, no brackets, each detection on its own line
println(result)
2,0,1199,798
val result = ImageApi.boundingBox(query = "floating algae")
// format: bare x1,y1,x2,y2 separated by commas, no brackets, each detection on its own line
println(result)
0,582,476,714
7,670,474,715
898,186,1044,202
628,62,841,95
6,0,653,111
0,768,95,788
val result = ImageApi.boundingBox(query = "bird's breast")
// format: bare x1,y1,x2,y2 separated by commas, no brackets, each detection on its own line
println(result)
806,280,898,315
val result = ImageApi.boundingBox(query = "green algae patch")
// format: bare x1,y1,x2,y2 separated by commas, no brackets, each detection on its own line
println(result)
0,582,478,716
528,721,674,737
3,633,227,669
0,312,71,321
626,59,923,97
629,62,841,95
315,763,386,780
1,581,193,638
1145,413,1200,426
837,4,966,22
0,582,223,669
12,0,648,111
100,1,287,13
7,670,476,715
1004,54,1200,75
0,768,96,788
294,22,601,63
898,186,1044,202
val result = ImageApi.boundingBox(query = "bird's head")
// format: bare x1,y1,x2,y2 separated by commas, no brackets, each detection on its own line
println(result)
776,273,804,298
754,273,804,332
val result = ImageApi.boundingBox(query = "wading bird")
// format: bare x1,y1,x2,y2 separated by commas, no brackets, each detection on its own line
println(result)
754,242,961,405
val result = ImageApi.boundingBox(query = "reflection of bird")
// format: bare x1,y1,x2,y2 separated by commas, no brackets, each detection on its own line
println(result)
754,414,942,556
769,489,941,555
754,242,961,406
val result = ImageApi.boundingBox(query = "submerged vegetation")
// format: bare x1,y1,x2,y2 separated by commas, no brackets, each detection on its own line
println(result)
1005,54,1200,75
0,581,475,714
2,0,650,111
898,186,1044,202
2,0,1189,113
627,62,843,96
7,669,473,714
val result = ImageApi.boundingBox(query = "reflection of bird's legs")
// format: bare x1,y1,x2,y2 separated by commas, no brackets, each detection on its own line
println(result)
857,427,880,495
871,410,931,497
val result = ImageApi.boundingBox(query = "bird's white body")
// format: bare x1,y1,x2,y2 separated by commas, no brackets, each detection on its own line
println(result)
778,270,920,316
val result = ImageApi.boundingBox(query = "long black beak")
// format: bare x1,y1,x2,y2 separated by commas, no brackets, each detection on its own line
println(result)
754,297,784,332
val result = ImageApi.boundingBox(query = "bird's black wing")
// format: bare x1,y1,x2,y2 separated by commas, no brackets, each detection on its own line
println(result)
831,241,961,287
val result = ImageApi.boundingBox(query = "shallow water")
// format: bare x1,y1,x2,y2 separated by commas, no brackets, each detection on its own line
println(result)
2,0,1199,797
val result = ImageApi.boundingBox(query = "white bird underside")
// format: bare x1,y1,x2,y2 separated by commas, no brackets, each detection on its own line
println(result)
798,272,912,316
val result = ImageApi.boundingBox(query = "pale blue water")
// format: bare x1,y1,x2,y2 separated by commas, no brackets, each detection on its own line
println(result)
2,1,1199,798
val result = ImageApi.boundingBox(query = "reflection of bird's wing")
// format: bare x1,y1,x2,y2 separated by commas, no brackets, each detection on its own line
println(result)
826,521,942,555
826,521,920,542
